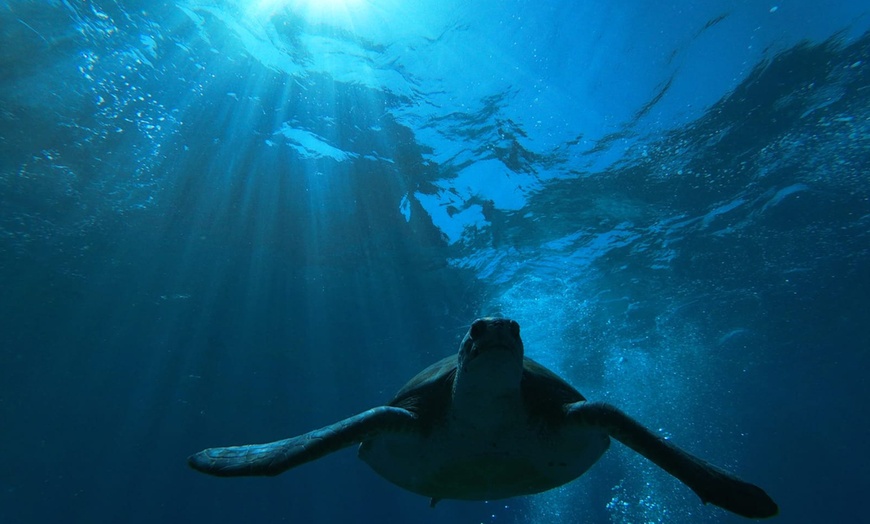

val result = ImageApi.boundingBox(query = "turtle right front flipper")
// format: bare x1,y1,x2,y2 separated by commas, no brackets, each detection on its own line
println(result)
565,401,778,519
188,406,418,477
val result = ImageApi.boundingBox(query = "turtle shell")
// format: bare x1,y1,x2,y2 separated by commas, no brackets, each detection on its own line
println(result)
388,355,585,433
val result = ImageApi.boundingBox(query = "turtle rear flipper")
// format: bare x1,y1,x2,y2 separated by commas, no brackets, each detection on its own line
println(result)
188,406,418,477
566,401,778,519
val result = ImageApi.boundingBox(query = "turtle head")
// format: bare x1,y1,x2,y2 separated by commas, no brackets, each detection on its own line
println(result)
455,317,525,395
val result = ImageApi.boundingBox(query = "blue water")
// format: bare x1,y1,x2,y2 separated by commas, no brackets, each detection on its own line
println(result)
1,1,868,523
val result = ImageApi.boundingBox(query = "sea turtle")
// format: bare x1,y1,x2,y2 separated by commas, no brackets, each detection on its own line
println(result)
188,317,778,519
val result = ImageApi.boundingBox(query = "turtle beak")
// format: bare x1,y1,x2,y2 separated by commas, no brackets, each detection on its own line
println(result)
463,318,524,364
457,318,525,393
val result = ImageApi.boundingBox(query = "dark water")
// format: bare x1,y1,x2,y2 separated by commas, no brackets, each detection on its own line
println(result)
1,1,868,523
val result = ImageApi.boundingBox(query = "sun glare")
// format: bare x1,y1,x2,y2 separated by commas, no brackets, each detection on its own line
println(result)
249,0,366,22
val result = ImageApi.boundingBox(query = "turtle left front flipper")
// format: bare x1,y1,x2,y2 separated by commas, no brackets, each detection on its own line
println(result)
565,401,778,519
188,406,418,477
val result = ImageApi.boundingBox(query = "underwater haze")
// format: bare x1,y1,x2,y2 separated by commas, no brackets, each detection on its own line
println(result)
1,0,869,523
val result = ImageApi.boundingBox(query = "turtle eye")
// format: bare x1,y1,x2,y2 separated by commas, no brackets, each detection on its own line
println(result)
470,319,487,339
510,320,520,339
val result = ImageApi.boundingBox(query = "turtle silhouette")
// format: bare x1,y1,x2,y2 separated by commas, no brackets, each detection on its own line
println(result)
189,317,777,519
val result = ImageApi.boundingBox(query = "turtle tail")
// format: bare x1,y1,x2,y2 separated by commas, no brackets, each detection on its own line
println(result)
566,401,778,519
188,406,417,477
